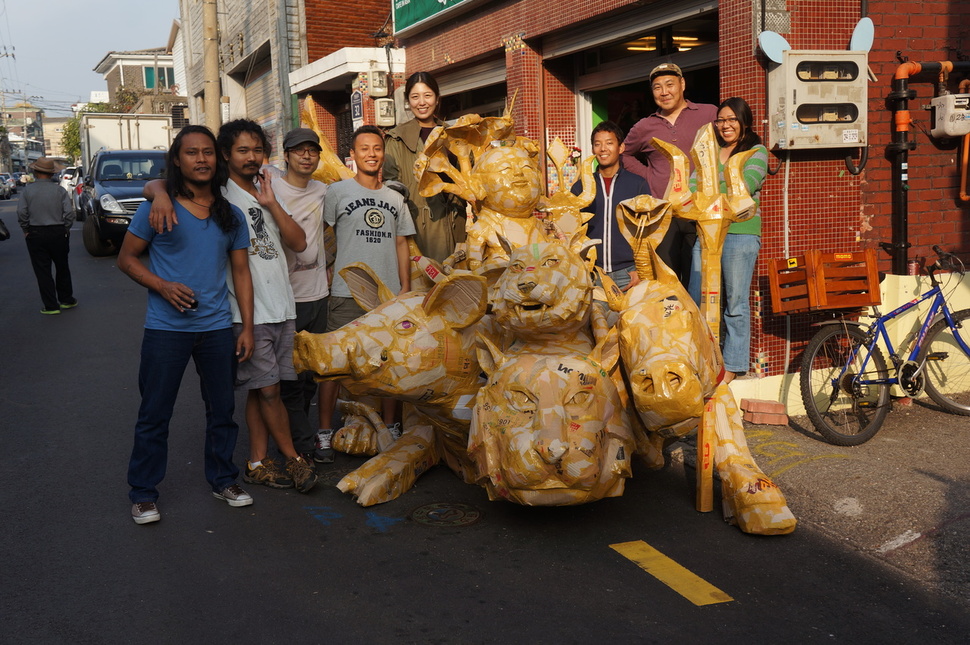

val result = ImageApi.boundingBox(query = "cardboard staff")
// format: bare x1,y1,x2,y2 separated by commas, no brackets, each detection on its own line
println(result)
652,124,756,341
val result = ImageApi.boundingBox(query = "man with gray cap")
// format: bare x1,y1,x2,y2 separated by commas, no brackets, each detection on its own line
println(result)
268,127,334,463
18,157,77,314
621,63,717,285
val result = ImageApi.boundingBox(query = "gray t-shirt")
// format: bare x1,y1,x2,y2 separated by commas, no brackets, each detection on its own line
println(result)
324,178,415,298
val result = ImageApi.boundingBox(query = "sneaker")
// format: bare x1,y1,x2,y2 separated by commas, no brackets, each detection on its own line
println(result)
286,456,319,494
244,458,294,489
314,429,335,464
131,501,160,524
387,422,403,440
212,484,253,507
40,308,61,315
60,300,79,309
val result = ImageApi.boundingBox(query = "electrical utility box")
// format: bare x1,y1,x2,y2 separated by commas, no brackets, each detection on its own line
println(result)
930,94,970,138
767,50,868,150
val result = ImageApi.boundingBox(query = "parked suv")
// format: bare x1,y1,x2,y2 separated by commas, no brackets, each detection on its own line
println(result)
79,150,166,256
0,173,12,199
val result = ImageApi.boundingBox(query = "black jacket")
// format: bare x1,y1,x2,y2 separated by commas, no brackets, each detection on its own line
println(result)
571,167,649,273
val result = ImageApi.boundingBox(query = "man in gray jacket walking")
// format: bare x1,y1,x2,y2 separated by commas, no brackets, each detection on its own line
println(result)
18,157,77,314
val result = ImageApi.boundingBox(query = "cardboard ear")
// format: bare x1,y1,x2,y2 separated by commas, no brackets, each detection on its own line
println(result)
423,274,488,329
476,333,507,377
590,326,621,374
340,262,396,311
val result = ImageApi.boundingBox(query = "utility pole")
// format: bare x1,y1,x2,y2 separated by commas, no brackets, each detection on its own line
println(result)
203,0,221,130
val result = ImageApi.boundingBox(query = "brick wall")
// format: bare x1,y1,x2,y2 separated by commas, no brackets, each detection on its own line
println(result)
862,1,970,266
383,0,970,378
304,0,392,59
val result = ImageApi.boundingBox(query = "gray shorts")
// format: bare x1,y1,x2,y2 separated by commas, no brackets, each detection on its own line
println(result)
234,320,297,390
326,296,367,332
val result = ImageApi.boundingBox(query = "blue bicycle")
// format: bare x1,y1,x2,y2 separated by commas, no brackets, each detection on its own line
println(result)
800,246,970,445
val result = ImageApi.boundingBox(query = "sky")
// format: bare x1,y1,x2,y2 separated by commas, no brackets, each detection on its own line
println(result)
0,0,180,117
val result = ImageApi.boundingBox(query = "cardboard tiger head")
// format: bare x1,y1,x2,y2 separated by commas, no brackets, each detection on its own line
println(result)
489,232,594,342
469,338,634,505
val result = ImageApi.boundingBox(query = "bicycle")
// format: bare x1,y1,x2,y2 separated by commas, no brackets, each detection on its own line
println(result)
799,246,970,446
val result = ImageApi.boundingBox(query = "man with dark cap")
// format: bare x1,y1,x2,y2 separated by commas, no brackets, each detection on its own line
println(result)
268,127,335,463
621,63,717,285
18,157,77,314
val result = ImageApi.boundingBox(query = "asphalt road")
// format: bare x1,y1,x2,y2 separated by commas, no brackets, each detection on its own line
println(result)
2,193,968,644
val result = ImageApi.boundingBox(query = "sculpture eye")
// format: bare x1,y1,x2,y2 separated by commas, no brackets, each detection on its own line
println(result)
396,319,417,334
541,257,560,268
380,349,388,361
505,388,536,414
567,391,592,407
509,261,525,273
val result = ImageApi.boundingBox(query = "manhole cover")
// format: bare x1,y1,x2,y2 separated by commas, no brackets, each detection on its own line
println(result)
410,502,483,527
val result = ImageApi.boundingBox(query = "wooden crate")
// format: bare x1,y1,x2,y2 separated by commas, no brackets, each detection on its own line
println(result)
769,249,881,314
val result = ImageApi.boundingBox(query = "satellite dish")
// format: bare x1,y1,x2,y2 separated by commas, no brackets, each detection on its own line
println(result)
759,31,791,65
850,17,874,52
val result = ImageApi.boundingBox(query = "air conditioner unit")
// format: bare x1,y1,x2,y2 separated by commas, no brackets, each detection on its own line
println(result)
368,70,389,98
375,98,396,127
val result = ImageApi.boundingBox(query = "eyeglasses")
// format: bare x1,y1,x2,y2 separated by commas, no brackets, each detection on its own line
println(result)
288,147,320,157
714,117,739,126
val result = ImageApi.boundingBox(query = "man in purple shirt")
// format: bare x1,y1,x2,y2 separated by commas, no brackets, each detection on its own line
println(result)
621,63,717,284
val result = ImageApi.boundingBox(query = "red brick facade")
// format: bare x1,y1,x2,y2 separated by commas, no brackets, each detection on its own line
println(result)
298,0,970,378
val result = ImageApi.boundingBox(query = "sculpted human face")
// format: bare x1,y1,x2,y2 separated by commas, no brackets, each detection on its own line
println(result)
407,82,439,127
350,132,385,177
224,131,264,182
651,74,687,114
475,146,541,218
176,132,217,187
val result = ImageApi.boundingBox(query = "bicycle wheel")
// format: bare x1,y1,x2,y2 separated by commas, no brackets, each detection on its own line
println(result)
918,308,970,415
800,324,891,446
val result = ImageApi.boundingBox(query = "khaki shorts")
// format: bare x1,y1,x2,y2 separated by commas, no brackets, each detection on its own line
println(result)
233,320,297,390
326,296,367,332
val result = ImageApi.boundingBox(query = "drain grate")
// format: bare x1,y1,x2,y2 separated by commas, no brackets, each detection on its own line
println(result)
409,502,483,527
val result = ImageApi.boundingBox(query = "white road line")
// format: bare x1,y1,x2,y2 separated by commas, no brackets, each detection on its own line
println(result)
876,529,922,554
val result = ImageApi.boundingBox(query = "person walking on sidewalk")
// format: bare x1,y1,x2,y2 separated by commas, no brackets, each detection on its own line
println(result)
18,157,77,315
118,125,256,525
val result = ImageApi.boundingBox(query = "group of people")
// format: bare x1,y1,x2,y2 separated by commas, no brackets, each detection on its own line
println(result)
580,62,768,384
121,72,448,525
12,63,767,523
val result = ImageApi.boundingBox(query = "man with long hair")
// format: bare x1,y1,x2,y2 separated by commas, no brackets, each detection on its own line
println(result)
119,125,256,524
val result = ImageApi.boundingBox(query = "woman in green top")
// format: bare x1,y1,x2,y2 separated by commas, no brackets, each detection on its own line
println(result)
383,71,466,263
687,97,769,382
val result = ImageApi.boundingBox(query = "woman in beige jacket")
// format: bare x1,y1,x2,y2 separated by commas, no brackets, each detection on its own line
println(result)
383,72,465,263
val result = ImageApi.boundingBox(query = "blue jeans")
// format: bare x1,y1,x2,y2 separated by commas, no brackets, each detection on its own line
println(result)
128,328,240,503
688,234,761,374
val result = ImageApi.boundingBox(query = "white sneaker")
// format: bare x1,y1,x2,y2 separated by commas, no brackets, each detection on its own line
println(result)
212,484,253,507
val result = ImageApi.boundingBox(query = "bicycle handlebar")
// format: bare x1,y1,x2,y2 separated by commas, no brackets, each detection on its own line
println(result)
928,245,967,280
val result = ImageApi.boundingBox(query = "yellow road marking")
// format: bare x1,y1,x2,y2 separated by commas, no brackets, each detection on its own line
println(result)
610,540,733,606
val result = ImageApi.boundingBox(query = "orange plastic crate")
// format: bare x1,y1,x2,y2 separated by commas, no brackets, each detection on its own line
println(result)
769,249,881,314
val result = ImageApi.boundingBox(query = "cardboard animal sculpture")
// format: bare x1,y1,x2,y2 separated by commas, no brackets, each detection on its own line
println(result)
611,177,795,535
414,109,596,276
292,267,489,505
489,229,596,351
468,337,635,506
